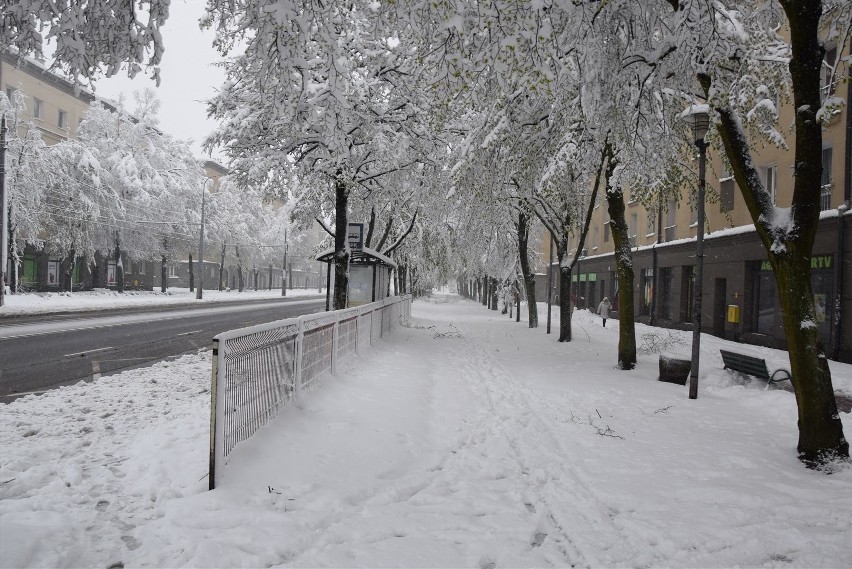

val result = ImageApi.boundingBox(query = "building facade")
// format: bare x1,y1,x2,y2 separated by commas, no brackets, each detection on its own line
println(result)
539,42,852,362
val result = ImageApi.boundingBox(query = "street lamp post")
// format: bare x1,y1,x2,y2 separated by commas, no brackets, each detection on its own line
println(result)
680,105,710,400
0,115,8,308
281,229,288,297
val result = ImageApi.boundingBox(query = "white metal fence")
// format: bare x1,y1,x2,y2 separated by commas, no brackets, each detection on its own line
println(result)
208,295,412,489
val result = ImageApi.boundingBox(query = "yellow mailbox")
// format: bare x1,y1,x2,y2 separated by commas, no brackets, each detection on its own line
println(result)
727,304,741,324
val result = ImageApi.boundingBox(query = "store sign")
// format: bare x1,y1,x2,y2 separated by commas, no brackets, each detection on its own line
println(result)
760,255,832,272
347,223,364,251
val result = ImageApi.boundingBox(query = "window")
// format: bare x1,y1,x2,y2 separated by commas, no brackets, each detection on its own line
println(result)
22,255,37,284
603,212,610,243
629,213,638,247
821,45,837,96
33,97,43,119
720,177,735,213
762,164,777,205
107,261,117,285
689,192,698,226
754,267,778,335
168,265,178,278
664,198,677,242
57,109,67,129
770,86,781,117
821,147,833,211
642,268,654,316
5,87,14,101
47,260,60,287
646,209,656,236
659,267,674,320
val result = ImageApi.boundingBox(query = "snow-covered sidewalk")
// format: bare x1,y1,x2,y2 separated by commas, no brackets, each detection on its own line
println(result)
1,293,850,568
0,287,323,318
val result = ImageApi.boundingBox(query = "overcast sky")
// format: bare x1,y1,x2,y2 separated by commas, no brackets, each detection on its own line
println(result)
94,0,226,163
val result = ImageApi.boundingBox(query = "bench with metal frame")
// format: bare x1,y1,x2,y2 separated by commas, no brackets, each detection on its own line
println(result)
720,349,792,388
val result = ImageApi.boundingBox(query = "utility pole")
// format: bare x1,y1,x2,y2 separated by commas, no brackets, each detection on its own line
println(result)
0,115,8,307
196,180,207,300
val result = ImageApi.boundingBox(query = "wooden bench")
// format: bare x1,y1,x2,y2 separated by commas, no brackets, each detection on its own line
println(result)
720,349,792,389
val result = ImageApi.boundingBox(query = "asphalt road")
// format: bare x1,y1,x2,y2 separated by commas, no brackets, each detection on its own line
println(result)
0,297,326,400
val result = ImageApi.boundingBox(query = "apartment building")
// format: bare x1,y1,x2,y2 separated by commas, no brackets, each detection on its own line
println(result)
540,47,852,363
1,51,231,293
0,50,118,143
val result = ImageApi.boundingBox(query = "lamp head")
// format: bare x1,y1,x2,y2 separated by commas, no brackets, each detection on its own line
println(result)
679,104,711,144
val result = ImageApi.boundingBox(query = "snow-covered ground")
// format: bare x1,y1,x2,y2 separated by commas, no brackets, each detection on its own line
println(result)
2,293,850,568
0,287,324,317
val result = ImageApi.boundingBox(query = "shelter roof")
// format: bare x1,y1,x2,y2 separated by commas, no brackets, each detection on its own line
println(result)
316,247,397,268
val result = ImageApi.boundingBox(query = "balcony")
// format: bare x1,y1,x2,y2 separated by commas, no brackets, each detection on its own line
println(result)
820,184,832,211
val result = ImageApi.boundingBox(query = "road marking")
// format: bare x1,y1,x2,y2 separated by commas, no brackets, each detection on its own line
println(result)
92,360,101,381
177,330,203,336
64,346,114,358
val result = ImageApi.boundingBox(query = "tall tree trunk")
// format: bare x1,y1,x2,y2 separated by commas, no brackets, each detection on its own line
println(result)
235,246,243,292
8,213,18,294
555,239,573,342
515,281,521,322
696,0,847,464
114,235,124,293
62,248,75,292
605,157,636,369
268,264,273,290
491,277,498,311
517,209,538,328
91,257,100,289
219,242,226,291
160,237,168,293
188,252,194,292
333,175,350,310
161,254,167,293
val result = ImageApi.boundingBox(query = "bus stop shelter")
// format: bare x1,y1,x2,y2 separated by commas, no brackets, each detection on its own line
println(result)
316,247,397,308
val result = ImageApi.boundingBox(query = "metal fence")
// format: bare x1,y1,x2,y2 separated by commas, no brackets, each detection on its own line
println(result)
208,295,412,489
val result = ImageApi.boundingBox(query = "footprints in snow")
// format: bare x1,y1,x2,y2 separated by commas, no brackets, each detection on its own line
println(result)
523,503,548,548
531,532,548,548
95,500,141,553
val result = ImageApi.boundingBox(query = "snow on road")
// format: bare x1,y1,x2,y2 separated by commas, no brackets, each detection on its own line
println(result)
0,287,323,318
1,293,850,568
0,298,324,340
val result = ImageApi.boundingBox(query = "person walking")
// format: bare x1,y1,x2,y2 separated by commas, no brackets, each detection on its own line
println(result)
597,297,611,327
